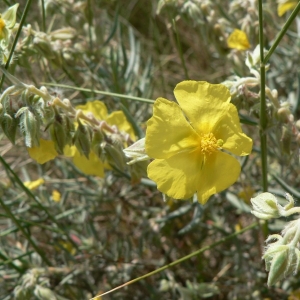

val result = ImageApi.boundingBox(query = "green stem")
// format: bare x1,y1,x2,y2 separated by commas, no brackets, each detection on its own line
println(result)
93,223,258,298
172,19,189,80
0,249,24,273
0,196,52,266
258,0,268,193
0,0,33,91
43,82,155,103
264,2,300,63
41,0,46,32
258,0,268,237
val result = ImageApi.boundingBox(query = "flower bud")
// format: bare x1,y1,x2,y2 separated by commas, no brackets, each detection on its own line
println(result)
277,107,290,123
49,113,74,154
0,112,18,144
103,142,126,172
34,285,57,300
264,245,300,286
123,138,150,165
251,192,281,220
16,107,40,147
50,27,76,40
73,120,92,158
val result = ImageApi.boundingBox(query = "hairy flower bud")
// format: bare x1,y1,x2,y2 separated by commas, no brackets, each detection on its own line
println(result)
251,192,282,220
264,244,300,286
123,138,149,165
73,120,92,158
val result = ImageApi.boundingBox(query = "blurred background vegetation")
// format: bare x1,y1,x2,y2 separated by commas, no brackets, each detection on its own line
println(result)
0,0,300,299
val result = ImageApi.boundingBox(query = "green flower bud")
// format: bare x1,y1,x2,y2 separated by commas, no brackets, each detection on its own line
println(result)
1,4,19,30
264,245,300,286
73,120,92,158
0,112,18,144
123,138,149,165
251,192,282,220
280,126,292,155
91,128,104,158
49,113,74,154
50,27,76,40
103,142,126,172
16,107,40,147
34,285,57,300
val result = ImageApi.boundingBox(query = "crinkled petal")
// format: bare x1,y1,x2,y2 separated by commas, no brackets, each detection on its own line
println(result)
76,100,108,120
173,81,231,134
28,139,58,164
106,111,136,141
146,97,200,159
73,150,104,177
213,105,253,156
197,151,241,204
147,149,204,199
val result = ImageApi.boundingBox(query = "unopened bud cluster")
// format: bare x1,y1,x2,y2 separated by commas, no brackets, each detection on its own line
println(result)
0,71,146,181
251,192,300,286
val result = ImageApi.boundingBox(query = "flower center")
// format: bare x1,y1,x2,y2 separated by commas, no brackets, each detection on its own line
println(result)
200,133,223,155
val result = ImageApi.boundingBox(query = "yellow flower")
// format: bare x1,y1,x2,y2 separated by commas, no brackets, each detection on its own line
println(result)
24,178,45,190
227,29,250,51
76,100,135,141
65,100,135,177
277,1,297,16
145,81,252,204
28,139,58,164
51,189,61,202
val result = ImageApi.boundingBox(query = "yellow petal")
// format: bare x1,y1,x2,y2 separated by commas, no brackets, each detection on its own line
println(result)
63,145,77,157
73,149,104,177
145,97,200,159
173,81,231,134
24,178,45,190
147,149,204,199
28,139,58,164
277,1,297,16
106,111,136,141
227,29,250,50
213,105,253,156
197,152,241,204
76,100,108,120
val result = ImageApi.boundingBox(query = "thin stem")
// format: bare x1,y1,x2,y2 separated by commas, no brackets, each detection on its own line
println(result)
0,196,52,266
258,0,268,193
264,2,300,63
173,19,190,80
92,223,258,298
43,82,155,103
0,0,33,91
258,0,268,237
41,0,46,32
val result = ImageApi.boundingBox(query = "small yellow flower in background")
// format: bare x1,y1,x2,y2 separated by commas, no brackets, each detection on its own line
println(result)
51,189,61,202
28,139,58,164
227,29,250,51
145,81,252,204
277,0,297,16
24,178,45,190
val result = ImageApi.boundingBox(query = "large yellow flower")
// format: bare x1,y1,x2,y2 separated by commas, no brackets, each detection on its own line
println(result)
145,81,253,204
